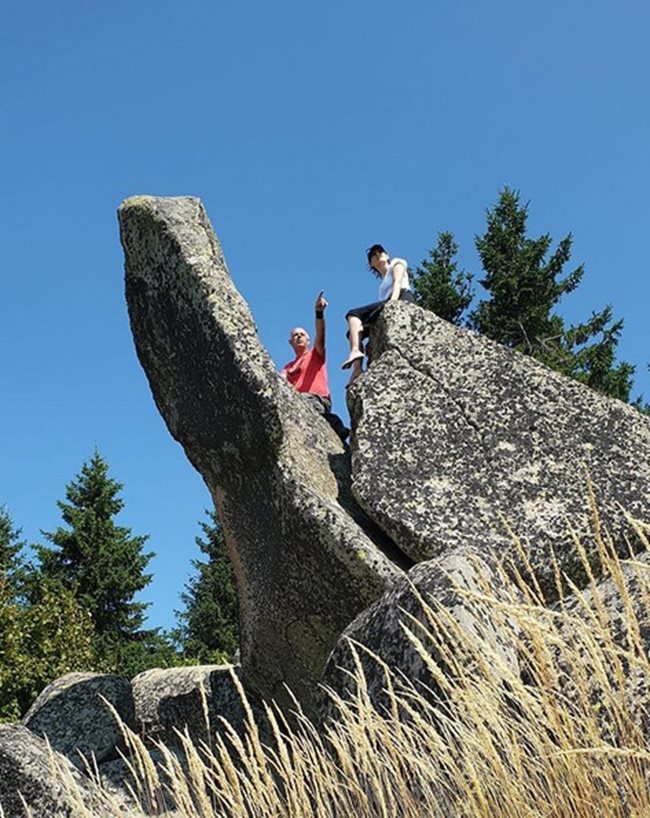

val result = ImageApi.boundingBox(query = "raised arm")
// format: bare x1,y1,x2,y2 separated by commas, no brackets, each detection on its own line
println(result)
314,290,327,356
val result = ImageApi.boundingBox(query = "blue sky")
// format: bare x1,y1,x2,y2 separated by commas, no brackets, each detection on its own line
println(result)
2,0,648,632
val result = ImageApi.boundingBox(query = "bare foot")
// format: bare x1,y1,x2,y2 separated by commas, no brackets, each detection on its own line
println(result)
341,350,364,370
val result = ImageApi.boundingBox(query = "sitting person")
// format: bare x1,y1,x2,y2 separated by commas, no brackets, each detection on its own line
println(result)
341,244,415,382
281,291,350,442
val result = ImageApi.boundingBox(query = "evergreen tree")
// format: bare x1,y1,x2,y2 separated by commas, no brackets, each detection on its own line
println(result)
175,510,239,662
0,505,28,599
562,307,635,401
469,187,583,352
100,628,184,679
411,231,474,324
632,365,650,414
37,451,154,661
469,188,635,401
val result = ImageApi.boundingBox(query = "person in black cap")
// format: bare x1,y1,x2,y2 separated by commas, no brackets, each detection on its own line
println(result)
341,244,415,384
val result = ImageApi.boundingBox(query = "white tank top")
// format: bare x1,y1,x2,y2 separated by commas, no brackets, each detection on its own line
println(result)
378,258,410,301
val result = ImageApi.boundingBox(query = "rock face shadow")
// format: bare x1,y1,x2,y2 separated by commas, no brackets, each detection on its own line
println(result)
327,450,414,572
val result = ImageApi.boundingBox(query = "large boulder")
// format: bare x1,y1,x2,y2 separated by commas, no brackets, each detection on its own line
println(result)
22,672,134,767
119,196,405,713
0,725,125,818
349,302,650,593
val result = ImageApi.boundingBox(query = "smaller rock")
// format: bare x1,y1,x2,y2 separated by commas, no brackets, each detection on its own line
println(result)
552,549,650,740
23,672,134,768
99,746,187,814
131,664,244,746
322,548,521,715
0,724,125,818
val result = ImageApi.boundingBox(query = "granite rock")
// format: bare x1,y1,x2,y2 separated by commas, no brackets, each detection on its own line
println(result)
322,547,521,714
349,301,650,593
119,196,406,714
22,672,134,768
131,664,244,745
553,547,650,739
98,746,187,815
0,724,125,818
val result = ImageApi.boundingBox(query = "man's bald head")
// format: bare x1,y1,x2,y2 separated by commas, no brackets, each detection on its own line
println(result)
289,326,310,355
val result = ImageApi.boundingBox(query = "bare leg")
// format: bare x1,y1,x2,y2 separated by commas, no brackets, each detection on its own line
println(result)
346,358,363,386
341,316,365,369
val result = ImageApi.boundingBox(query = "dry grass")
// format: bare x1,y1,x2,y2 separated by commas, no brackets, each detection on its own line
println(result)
47,512,650,816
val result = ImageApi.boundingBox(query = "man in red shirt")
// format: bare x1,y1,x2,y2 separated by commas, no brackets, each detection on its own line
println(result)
281,292,349,442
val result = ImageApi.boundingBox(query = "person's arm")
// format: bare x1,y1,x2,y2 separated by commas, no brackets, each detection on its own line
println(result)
389,261,406,301
314,290,327,356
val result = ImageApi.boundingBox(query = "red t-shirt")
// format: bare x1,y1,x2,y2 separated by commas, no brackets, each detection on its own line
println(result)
281,347,330,400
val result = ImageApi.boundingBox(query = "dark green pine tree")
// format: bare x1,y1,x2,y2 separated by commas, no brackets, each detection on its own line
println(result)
411,231,474,325
563,307,635,402
469,187,583,353
469,187,635,402
175,509,239,663
632,365,650,414
0,505,29,599
37,451,154,657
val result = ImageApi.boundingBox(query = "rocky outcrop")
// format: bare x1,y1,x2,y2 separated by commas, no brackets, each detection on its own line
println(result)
131,664,244,746
119,196,405,713
348,301,650,593
119,195,650,716
322,547,521,713
22,672,134,768
1,665,246,817
5,192,650,817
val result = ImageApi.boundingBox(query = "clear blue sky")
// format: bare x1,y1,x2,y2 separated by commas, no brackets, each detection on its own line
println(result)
2,0,648,632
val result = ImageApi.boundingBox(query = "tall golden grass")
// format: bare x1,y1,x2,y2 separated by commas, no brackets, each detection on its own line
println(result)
26,511,650,816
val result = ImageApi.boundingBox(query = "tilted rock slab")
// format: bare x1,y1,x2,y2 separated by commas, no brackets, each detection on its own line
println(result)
23,672,134,768
349,302,650,594
119,196,404,713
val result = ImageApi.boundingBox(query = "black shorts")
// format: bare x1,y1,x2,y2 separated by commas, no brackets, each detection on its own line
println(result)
345,289,415,331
